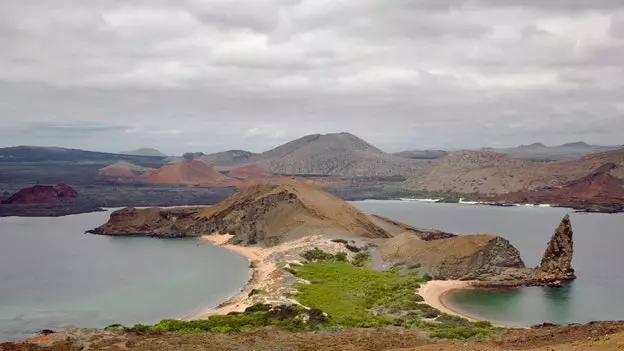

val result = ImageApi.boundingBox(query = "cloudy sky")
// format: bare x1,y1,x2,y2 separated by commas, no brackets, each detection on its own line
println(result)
1,0,624,155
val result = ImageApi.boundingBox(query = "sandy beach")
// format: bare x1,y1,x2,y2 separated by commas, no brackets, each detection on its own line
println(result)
418,280,479,322
184,234,277,319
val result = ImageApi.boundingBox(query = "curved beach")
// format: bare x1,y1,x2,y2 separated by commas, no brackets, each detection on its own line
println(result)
184,234,276,319
419,281,528,328
418,280,479,322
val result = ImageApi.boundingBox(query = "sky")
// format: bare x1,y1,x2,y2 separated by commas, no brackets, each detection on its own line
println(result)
1,0,623,155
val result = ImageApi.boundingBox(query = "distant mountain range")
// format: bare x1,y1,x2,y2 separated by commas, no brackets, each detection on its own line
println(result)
405,148,624,195
395,142,621,162
4,136,624,202
0,146,164,164
482,141,621,161
167,133,428,177
120,148,167,157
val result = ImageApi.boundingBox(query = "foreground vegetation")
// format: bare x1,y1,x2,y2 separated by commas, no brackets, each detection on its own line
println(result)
119,248,494,340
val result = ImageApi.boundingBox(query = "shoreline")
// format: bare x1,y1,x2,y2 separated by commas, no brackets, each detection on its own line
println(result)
418,280,527,329
418,280,479,323
184,234,277,319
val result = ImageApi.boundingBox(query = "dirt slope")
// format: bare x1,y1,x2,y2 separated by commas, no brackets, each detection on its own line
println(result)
406,148,624,195
7,321,624,351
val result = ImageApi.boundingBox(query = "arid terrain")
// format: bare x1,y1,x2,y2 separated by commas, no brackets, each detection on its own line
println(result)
3,322,624,351
405,148,624,195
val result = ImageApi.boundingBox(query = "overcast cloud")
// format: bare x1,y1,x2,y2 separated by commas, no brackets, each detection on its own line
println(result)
1,0,623,154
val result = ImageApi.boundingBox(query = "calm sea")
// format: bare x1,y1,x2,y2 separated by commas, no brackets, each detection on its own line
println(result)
0,209,250,341
351,200,624,326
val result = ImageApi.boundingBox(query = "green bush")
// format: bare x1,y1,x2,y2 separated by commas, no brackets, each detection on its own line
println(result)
334,252,348,262
302,248,336,262
474,320,493,328
352,252,370,267
429,327,494,339
345,244,360,252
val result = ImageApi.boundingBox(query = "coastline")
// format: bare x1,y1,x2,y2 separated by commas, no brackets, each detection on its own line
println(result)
418,280,527,329
184,234,277,319
418,280,479,322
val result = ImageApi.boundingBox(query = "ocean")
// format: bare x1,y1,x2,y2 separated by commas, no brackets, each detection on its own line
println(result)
0,209,250,341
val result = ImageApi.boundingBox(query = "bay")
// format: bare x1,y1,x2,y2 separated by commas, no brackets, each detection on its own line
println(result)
0,209,250,341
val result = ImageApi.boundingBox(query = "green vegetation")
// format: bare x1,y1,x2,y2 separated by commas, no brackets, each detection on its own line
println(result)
293,261,424,327
119,248,494,340
248,289,268,297
352,252,370,267
124,304,325,334
301,248,348,262
290,250,495,339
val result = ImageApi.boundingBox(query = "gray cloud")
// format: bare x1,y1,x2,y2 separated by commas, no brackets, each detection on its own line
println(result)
0,0,623,154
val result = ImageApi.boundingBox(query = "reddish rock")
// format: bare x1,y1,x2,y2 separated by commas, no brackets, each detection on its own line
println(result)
1,184,78,204
483,163,624,207
141,160,235,186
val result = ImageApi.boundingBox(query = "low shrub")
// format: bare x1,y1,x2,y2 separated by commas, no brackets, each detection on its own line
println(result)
352,252,370,267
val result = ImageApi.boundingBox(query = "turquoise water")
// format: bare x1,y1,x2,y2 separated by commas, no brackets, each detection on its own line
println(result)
0,210,251,341
351,201,624,326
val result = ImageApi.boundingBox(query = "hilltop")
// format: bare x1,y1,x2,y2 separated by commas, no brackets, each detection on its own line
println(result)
406,148,624,195
251,133,427,177
142,159,233,186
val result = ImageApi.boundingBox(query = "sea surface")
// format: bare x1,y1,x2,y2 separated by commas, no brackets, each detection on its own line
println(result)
351,200,624,326
0,209,251,341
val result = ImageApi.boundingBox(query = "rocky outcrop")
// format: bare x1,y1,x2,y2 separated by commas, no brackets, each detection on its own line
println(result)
379,214,575,285
1,184,78,204
378,233,526,280
89,180,393,245
538,214,575,280
87,207,202,238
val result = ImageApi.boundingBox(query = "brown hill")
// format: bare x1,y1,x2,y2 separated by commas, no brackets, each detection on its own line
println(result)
1,184,78,204
89,180,393,245
250,133,428,177
141,159,234,186
484,163,624,206
406,148,624,195
98,161,153,179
